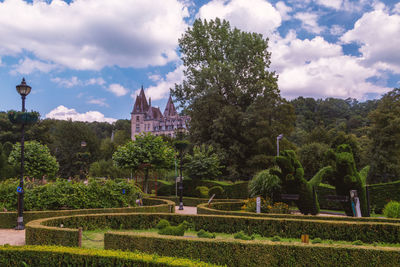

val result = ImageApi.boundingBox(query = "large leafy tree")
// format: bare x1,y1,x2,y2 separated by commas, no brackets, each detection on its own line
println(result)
172,18,295,180
8,141,59,180
113,133,174,193
368,88,400,183
184,145,223,180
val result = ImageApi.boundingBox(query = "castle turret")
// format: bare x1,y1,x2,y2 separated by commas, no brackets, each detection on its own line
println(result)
163,95,177,117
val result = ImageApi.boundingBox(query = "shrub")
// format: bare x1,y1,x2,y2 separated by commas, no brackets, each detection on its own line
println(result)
234,231,254,240
194,186,209,198
158,220,191,236
249,169,281,200
271,236,281,242
383,201,400,218
197,229,216,239
208,186,224,198
241,197,271,213
312,238,322,244
352,240,364,246
156,219,170,229
269,202,290,214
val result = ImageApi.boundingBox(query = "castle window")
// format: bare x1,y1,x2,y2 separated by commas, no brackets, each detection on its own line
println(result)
136,126,140,132
136,116,140,121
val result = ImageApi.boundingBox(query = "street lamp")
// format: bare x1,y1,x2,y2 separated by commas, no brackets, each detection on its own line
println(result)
174,127,188,210
276,134,283,156
15,78,32,230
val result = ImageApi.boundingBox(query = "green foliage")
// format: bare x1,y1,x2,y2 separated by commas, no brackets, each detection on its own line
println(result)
172,18,295,180
298,142,329,180
156,219,171,229
89,159,130,179
352,240,364,246
272,150,320,215
271,235,281,242
248,169,281,199
383,201,400,218
322,144,368,216
197,229,216,239
0,246,217,267
7,110,39,124
158,220,191,236
208,186,224,198
184,145,223,181
233,231,254,240
368,88,400,183
312,238,322,244
194,186,209,198
105,229,400,267
113,133,175,193
8,141,59,180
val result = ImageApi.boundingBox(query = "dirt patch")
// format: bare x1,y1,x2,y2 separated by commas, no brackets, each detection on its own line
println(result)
0,229,25,246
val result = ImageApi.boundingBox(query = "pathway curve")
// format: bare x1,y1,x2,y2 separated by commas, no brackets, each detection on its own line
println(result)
174,206,197,215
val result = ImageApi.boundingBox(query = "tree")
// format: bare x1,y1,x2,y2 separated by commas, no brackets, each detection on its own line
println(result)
298,142,329,180
172,18,295,180
368,88,400,183
8,141,59,180
113,133,174,193
184,145,223,180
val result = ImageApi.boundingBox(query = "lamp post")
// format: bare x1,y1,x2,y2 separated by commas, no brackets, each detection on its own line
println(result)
15,78,32,230
276,134,283,156
174,127,188,210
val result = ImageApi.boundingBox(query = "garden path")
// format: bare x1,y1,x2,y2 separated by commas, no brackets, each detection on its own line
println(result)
0,229,25,245
175,206,197,215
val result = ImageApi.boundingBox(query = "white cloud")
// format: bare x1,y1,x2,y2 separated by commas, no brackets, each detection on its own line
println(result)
275,1,292,21
0,0,189,71
133,65,185,101
51,76,80,88
11,58,58,75
87,98,109,107
108,83,129,97
316,0,343,10
45,105,116,123
394,3,400,14
330,24,345,35
86,78,106,86
341,9,400,73
198,0,282,35
294,12,325,34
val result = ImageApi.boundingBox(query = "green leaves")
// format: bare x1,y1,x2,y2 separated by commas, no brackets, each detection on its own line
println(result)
184,145,223,181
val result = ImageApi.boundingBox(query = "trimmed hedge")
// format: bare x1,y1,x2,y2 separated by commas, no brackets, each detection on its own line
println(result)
197,202,400,224
369,180,400,213
155,196,242,206
26,213,400,246
104,231,400,267
0,245,218,267
0,198,174,228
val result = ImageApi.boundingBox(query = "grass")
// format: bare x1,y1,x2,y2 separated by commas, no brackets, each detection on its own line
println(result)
82,228,400,250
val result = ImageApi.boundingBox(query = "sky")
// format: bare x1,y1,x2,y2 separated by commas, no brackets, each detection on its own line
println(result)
0,0,399,123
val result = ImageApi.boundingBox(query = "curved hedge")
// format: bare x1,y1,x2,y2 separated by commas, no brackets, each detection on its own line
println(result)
0,245,218,267
105,231,400,267
155,196,242,206
26,212,400,246
1,197,174,228
197,202,400,224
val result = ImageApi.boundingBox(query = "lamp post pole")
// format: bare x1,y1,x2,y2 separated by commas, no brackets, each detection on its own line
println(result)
276,134,283,157
16,78,31,230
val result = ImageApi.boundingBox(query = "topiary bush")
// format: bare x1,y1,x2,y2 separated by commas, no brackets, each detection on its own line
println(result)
234,231,255,240
271,150,320,215
158,220,191,236
383,201,400,218
208,186,224,198
197,229,216,239
156,219,171,229
194,186,209,198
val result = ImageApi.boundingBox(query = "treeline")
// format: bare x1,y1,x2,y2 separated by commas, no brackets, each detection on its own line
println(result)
0,89,399,184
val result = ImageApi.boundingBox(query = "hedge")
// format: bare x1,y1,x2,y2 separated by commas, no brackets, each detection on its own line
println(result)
0,245,219,267
0,197,174,228
197,202,400,224
26,213,400,246
105,231,400,267
156,196,242,206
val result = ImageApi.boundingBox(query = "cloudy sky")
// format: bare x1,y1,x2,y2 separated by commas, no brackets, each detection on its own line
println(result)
0,0,399,123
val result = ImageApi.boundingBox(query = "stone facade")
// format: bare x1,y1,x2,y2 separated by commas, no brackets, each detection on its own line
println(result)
131,87,190,140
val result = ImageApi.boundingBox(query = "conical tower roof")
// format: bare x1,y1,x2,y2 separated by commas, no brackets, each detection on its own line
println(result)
132,86,149,113
163,95,177,117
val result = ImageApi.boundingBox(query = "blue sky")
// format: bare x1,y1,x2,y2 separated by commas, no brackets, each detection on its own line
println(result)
0,0,399,123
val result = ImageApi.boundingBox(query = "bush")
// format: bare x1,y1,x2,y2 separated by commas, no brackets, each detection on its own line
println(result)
156,219,170,229
158,221,191,236
194,186,209,198
312,238,322,244
383,201,400,218
352,240,364,246
208,186,224,198
241,197,271,213
248,169,281,200
0,245,216,267
105,231,400,267
197,229,216,239
233,231,254,240
271,236,281,242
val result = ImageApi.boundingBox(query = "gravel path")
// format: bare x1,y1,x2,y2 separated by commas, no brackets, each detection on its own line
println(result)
0,229,25,246
175,206,197,215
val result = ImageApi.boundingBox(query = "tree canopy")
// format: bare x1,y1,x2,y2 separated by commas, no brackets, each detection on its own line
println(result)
172,18,295,180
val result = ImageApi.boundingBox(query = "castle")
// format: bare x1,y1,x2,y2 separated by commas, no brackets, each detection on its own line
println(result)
131,87,190,140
